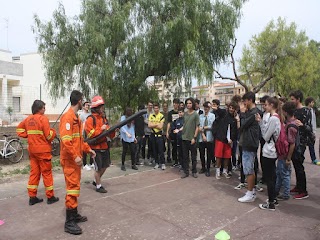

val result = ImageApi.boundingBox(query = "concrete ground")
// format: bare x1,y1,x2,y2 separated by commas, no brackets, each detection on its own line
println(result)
0,153,320,239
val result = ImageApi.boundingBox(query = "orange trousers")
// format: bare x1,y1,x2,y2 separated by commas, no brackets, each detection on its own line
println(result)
28,152,54,198
61,159,81,209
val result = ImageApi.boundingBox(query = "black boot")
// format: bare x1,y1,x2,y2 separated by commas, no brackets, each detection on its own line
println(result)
74,207,88,223
47,196,59,204
29,197,43,206
65,209,82,235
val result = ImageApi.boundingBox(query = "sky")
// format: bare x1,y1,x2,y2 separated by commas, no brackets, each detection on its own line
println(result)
0,0,319,79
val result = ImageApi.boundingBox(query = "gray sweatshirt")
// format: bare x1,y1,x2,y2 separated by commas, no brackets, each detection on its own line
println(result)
259,114,280,159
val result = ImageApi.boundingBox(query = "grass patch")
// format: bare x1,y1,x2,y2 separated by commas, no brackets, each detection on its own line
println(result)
110,147,122,162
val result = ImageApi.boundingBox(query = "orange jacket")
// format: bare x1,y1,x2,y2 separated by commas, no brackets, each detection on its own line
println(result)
16,113,56,154
84,113,115,150
60,108,91,161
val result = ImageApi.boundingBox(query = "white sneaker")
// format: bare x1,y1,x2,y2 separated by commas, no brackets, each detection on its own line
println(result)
90,163,95,168
83,164,91,171
255,184,264,192
234,183,246,190
161,164,166,170
216,171,221,180
223,172,231,179
238,192,256,203
154,164,159,169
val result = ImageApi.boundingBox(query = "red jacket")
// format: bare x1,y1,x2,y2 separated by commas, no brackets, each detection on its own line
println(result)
16,113,56,153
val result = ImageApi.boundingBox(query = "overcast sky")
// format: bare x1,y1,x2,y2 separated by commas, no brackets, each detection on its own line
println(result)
0,0,319,77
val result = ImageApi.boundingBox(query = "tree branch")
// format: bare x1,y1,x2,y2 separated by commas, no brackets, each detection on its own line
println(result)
252,75,274,93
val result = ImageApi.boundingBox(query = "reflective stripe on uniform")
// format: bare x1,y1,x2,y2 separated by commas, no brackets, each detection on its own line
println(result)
72,133,80,138
67,189,80,195
27,130,44,135
87,129,95,138
47,130,54,140
45,186,54,191
27,185,38,189
61,135,72,141
16,128,25,133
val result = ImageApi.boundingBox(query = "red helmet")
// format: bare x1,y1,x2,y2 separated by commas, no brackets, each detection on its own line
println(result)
91,95,105,108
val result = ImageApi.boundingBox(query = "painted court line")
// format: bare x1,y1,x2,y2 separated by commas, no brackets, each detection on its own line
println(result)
194,207,257,240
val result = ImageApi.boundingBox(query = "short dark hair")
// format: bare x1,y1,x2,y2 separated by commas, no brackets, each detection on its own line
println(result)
82,101,90,107
138,104,145,111
180,101,185,105
266,96,279,109
282,101,296,117
147,101,153,105
305,97,314,106
70,90,83,106
162,102,168,107
279,97,287,103
203,101,211,108
178,107,185,112
212,99,220,106
195,99,200,104
32,100,45,114
260,95,270,104
153,102,160,108
242,91,256,102
231,95,242,103
185,97,196,110
228,101,238,110
173,98,180,104
124,107,133,117
289,90,303,103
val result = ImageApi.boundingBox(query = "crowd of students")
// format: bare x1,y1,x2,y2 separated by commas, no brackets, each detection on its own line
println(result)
114,90,318,211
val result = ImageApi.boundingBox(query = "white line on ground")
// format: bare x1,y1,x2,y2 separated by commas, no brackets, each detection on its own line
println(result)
193,207,257,240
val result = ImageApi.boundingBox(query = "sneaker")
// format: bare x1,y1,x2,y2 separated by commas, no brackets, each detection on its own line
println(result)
132,165,138,170
154,164,159,169
227,172,232,177
234,183,246,190
277,195,290,201
255,185,264,192
181,173,189,179
294,192,309,200
238,192,256,203
192,173,198,178
258,179,265,185
83,164,91,171
161,164,166,170
47,196,59,204
216,171,221,180
199,169,206,174
312,159,319,165
121,165,126,171
137,161,144,166
266,199,279,206
205,170,210,177
317,161,320,166
90,163,95,168
290,187,299,194
92,181,96,187
29,197,43,206
172,163,179,168
223,172,230,179
259,202,275,211
96,186,108,193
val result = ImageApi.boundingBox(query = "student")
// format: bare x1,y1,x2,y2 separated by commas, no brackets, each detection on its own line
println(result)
199,101,215,176
179,101,185,110
85,95,116,193
120,108,138,171
212,101,238,179
161,102,171,163
142,101,154,165
305,97,319,164
181,98,200,178
275,102,298,201
80,101,93,170
289,90,312,199
172,108,185,167
256,97,281,211
148,103,166,170
238,92,260,203
195,99,204,115
167,98,180,167
135,105,145,166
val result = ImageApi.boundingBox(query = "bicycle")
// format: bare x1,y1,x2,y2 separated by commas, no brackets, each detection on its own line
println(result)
51,136,60,156
0,134,24,163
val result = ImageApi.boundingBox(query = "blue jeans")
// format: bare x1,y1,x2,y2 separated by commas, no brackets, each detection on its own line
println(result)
275,159,291,198
308,143,316,162
242,150,256,175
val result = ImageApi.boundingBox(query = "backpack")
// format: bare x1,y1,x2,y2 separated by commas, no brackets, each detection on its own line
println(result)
268,114,288,156
286,123,301,158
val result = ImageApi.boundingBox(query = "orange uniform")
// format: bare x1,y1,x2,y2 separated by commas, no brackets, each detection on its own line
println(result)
16,113,56,198
60,108,91,209
84,113,115,150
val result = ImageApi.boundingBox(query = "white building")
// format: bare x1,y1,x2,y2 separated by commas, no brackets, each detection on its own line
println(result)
0,49,70,123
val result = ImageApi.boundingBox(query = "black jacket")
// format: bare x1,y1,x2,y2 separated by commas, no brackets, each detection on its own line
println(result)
240,107,260,152
135,115,145,137
212,109,237,143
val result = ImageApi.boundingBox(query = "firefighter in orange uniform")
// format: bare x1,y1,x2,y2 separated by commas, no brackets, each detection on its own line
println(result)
85,96,116,193
16,100,59,206
59,90,96,235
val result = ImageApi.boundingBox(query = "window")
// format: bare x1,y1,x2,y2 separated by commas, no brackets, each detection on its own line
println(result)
13,97,21,112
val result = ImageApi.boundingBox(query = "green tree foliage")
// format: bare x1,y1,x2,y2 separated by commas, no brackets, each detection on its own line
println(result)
238,18,320,96
33,0,246,110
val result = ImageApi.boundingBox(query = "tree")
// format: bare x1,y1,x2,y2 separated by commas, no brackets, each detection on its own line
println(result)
33,0,246,110
215,18,320,96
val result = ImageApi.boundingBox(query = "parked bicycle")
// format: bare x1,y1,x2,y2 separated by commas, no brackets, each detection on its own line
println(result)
0,134,24,163
51,136,60,156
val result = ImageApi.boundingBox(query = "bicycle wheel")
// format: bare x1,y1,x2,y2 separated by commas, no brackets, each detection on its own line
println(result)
6,139,24,163
51,136,60,156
